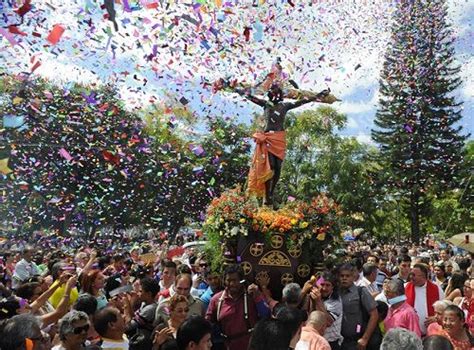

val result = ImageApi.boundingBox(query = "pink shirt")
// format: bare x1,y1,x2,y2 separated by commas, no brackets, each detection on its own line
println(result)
426,322,442,336
297,325,331,350
384,302,422,337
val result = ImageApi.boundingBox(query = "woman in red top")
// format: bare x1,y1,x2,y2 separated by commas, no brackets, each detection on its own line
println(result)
437,305,473,350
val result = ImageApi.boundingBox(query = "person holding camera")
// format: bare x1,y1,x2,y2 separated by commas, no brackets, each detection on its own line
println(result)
205,264,270,350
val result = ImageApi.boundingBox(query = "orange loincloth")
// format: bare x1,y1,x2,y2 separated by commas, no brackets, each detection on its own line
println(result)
247,131,286,198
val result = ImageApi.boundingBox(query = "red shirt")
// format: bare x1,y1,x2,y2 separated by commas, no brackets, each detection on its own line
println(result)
384,302,422,337
205,290,265,350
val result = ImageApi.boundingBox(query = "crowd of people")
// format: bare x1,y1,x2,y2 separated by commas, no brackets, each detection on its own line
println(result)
0,236,473,350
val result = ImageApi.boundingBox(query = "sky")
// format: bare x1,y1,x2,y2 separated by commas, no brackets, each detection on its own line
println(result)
1,0,473,144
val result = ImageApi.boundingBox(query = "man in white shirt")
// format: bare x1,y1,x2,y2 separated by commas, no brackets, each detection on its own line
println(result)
359,263,380,298
404,263,444,336
12,246,40,289
94,307,129,350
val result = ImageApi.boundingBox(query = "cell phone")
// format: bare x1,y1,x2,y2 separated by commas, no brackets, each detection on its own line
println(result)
109,285,133,298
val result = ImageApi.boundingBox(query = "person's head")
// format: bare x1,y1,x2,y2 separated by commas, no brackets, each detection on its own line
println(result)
81,270,105,295
384,278,405,305
224,264,244,296
318,271,338,299
204,270,221,292
93,307,125,340
367,255,379,265
15,282,42,303
112,254,125,268
169,294,189,325
307,310,329,334
249,318,292,350
442,304,466,335
161,260,177,287
397,254,412,275
0,313,50,350
57,310,90,346
139,277,160,303
440,249,449,262
75,252,89,268
339,263,356,289
448,272,468,295
73,293,98,317
444,261,454,275
175,273,192,297
434,263,446,278
380,328,423,350
423,335,454,350
275,306,306,348
432,300,453,325
176,315,212,350
22,246,34,262
362,263,378,282
458,257,471,272
463,278,472,299
177,264,192,275
0,296,30,319
282,283,302,307
268,84,283,104
4,252,14,263
411,264,429,287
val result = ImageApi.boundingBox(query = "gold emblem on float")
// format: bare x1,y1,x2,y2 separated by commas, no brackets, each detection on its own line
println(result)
241,261,252,275
249,243,264,257
281,273,294,285
288,245,302,258
297,264,311,277
259,250,291,267
270,235,284,249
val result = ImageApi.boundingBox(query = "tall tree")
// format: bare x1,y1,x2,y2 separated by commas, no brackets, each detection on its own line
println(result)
372,0,468,242
278,106,378,231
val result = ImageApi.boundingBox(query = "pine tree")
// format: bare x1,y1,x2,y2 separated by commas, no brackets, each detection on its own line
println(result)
372,0,468,242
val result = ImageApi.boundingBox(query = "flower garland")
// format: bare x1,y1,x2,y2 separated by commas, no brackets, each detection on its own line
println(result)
203,187,341,246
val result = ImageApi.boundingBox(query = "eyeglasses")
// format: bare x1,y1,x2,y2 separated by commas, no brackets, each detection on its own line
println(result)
73,324,90,334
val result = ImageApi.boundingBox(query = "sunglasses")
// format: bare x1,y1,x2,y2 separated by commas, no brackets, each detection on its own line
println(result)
73,324,90,334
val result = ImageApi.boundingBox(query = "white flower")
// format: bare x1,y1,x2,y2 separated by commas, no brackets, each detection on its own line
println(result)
231,226,239,236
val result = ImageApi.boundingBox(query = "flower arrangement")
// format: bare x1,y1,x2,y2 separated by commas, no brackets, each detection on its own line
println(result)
203,187,341,247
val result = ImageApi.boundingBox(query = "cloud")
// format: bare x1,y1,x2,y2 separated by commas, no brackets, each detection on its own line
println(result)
355,133,375,146
460,57,474,101
337,100,376,116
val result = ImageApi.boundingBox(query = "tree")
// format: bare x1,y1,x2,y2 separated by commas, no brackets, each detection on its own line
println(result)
129,109,252,240
0,75,252,239
371,0,468,242
0,75,157,236
277,106,378,231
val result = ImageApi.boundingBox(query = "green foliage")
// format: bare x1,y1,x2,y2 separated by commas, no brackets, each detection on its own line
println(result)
0,76,251,238
278,106,377,231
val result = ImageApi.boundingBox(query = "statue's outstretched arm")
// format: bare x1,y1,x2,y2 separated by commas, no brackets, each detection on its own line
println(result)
234,88,267,108
286,89,332,110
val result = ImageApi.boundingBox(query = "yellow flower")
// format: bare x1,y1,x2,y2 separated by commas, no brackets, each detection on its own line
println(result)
239,218,246,224
290,219,298,226
219,218,224,223
300,222,309,229
316,233,326,241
